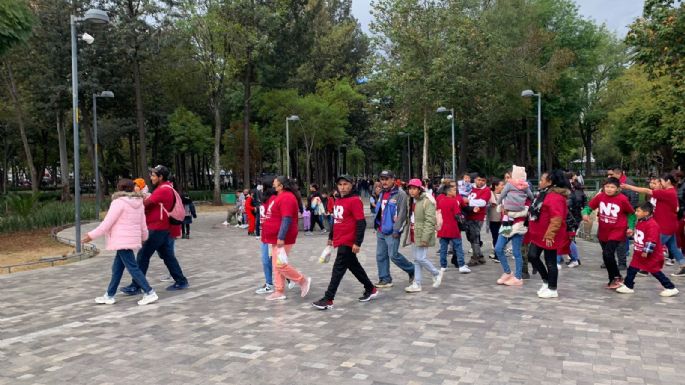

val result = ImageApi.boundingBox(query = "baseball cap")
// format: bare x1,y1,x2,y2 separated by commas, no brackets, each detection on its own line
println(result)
336,174,354,183
149,165,170,180
379,170,395,179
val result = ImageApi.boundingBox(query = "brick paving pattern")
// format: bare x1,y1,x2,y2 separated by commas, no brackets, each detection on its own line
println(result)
1,212,684,385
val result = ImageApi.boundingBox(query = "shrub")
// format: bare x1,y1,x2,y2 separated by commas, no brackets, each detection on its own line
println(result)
0,201,96,234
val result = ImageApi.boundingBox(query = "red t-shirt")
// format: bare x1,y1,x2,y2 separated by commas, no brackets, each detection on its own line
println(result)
261,191,299,245
259,196,275,225
632,217,664,273
526,191,568,250
437,195,463,239
652,188,679,235
466,186,491,221
332,195,365,247
588,192,634,242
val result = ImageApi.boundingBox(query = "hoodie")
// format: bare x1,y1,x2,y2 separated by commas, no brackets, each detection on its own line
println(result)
88,192,148,251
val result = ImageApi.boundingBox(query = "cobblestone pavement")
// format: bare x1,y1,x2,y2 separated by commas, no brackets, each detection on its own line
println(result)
1,212,684,385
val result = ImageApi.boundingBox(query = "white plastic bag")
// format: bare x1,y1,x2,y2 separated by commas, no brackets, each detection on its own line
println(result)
276,247,289,266
319,245,333,263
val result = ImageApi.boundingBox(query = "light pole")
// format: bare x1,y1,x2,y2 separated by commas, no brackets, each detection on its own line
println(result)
521,89,542,184
71,8,109,252
399,132,411,179
285,115,299,179
437,106,456,180
92,90,113,220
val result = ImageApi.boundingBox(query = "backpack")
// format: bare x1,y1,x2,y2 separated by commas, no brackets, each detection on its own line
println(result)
160,185,185,225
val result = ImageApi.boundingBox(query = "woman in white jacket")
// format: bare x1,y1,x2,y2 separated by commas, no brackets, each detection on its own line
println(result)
82,179,158,306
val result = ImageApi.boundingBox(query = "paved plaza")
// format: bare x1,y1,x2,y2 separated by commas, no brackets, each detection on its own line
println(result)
1,211,685,385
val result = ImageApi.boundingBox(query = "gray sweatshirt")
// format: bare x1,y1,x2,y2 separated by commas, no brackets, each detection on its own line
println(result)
498,182,534,212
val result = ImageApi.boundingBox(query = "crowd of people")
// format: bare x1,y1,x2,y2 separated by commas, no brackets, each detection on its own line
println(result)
85,162,685,308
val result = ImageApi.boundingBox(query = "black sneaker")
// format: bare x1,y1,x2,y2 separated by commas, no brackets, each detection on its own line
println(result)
312,298,333,310
359,288,378,302
408,273,415,283
120,285,141,296
374,280,393,288
521,271,531,280
671,267,685,277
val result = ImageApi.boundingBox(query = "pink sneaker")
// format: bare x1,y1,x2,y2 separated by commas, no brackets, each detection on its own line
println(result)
300,277,312,297
266,292,286,301
503,276,523,286
497,273,513,285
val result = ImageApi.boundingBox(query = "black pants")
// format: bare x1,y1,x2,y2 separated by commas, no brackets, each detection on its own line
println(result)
310,214,325,231
624,266,675,289
616,239,629,266
600,240,622,282
255,210,261,236
182,223,190,237
324,245,375,301
489,222,501,255
528,243,558,290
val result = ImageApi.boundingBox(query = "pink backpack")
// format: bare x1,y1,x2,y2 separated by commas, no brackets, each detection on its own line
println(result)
160,185,185,225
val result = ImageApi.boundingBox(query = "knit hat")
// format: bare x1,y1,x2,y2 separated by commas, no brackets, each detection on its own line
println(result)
512,165,526,181
133,178,147,190
407,178,424,190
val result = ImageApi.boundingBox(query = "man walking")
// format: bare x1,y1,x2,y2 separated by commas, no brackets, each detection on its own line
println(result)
609,166,639,269
312,175,377,309
374,170,414,288
121,165,189,294
465,173,491,266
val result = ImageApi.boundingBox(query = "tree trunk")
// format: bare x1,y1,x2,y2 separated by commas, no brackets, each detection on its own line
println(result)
83,118,96,200
5,63,38,193
583,135,592,178
132,55,147,180
459,122,468,175
243,50,253,189
56,111,71,201
212,102,222,205
422,108,429,180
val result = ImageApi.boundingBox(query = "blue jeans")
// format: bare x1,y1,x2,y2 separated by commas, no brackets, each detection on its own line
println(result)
661,233,685,264
376,231,414,282
439,237,465,268
107,249,152,297
129,230,188,289
557,241,580,264
495,234,523,279
412,245,439,285
260,242,272,285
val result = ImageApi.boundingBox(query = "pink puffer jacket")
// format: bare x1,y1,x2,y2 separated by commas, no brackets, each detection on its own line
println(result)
88,192,148,251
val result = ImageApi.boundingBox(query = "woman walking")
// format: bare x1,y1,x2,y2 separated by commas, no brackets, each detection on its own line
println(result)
82,179,158,306
526,170,570,299
487,178,504,262
261,176,312,301
403,179,443,293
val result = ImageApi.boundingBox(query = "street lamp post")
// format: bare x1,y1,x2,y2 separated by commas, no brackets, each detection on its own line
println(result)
521,90,542,184
92,90,114,220
285,115,299,179
436,106,456,180
71,8,109,252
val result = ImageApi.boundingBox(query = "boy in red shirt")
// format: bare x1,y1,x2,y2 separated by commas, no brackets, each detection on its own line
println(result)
465,173,492,266
312,175,376,310
616,202,679,297
582,177,635,289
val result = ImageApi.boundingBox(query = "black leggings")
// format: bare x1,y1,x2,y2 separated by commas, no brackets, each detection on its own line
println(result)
182,223,190,236
489,221,501,252
310,214,325,231
528,243,558,290
600,240,622,283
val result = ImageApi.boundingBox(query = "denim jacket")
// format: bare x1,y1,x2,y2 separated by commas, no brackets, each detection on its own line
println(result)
374,187,408,235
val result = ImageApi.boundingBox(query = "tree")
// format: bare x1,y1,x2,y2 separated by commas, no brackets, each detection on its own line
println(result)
0,0,33,56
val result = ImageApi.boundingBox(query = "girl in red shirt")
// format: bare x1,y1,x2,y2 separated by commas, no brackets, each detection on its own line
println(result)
526,170,570,299
622,173,685,277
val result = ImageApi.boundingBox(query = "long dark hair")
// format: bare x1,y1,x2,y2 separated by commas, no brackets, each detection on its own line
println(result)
545,169,572,189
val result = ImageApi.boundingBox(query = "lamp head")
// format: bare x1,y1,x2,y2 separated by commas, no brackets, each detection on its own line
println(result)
287,115,300,121
81,33,95,45
521,89,535,98
447,114,453,120
83,9,110,24
98,91,114,98
436,106,448,113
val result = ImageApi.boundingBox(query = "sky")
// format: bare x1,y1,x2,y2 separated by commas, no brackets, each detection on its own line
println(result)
351,0,645,37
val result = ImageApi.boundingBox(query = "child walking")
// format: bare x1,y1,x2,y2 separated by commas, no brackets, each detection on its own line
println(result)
616,202,679,297
181,192,197,239
82,179,158,306
582,177,636,288
403,179,443,293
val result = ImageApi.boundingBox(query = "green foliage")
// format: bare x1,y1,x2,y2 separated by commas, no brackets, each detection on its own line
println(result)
168,107,212,154
5,192,39,217
0,0,33,56
0,201,96,233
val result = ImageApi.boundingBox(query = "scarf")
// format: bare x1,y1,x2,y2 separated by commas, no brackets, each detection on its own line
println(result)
528,187,549,222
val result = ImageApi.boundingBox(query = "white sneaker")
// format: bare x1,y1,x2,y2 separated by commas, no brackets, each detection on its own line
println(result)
432,270,444,288
567,261,580,268
440,267,447,273
95,294,116,305
159,275,173,282
537,287,558,298
255,284,274,294
287,280,297,290
137,290,159,305
404,282,422,293
616,284,634,294
557,264,562,270
665,258,675,266
537,283,549,295
660,288,679,297
459,266,471,274
222,220,229,226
